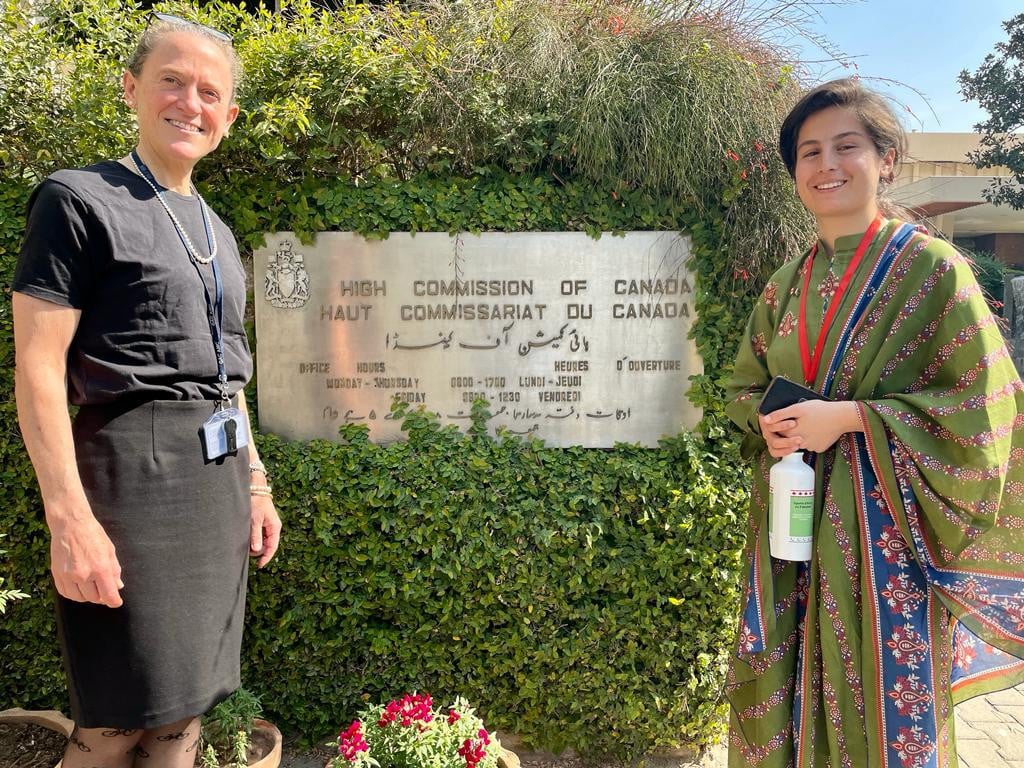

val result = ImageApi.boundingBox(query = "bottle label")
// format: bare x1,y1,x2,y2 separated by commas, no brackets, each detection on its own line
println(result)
790,490,814,540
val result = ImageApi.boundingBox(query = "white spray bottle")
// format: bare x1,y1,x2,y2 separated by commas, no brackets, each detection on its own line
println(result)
769,451,815,561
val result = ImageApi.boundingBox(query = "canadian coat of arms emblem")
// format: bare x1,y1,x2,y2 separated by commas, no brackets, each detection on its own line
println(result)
265,241,310,309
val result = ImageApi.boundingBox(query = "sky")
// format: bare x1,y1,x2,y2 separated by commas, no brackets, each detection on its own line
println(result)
787,0,1021,133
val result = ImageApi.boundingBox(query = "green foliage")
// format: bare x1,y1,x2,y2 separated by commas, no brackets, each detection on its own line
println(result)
968,250,1021,310
0,0,137,179
200,687,265,768
0,0,804,759
959,12,1024,209
240,409,747,757
0,534,29,615
378,0,813,276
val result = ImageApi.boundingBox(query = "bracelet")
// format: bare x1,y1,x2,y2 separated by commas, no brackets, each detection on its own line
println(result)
249,483,273,498
249,460,267,475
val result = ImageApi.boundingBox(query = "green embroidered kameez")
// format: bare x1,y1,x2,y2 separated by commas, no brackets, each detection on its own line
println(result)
725,221,1024,768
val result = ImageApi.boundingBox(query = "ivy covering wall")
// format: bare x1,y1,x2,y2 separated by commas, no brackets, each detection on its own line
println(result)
0,0,814,757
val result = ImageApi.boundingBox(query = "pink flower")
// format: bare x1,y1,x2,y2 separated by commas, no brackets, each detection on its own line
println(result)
448,709,461,725
378,699,402,727
338,720,369,762
380,693,435,728
459,736,489,768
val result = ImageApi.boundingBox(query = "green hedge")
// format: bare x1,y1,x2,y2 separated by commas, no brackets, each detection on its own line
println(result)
243,406,747,755
0,0,811,757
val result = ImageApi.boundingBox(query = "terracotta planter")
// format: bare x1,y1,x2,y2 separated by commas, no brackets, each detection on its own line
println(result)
497,746,521,768
0,707,75,737
0,708,282,768
248,718,283,768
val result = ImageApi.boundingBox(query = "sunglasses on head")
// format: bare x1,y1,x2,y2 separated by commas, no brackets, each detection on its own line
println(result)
146,12,233,44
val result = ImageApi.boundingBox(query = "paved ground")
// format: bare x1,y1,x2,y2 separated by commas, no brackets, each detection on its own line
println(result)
678,685,1024,768
955,683,1024,768
514,682,1024,768
509,681,1024,768
282,684,1024,766
6,686,1021,768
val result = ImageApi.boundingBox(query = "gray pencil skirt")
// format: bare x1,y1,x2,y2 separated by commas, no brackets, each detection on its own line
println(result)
58,399,250,729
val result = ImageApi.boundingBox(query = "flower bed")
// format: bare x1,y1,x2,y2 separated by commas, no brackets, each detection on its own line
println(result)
331,693,507,768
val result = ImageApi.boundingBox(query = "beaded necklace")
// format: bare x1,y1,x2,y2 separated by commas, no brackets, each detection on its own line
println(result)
129,150,217,265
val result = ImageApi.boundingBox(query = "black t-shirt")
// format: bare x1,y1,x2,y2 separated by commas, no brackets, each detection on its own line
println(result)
14,161,253,405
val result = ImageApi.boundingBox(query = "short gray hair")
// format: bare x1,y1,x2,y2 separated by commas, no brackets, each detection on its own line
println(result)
127,16,242,100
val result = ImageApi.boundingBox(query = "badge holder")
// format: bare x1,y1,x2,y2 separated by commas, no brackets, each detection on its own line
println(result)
200,401,250,461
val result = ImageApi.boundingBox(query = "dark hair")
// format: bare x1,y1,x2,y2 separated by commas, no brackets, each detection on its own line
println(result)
778,77,909,218
127,16,241,99
779,78,906,180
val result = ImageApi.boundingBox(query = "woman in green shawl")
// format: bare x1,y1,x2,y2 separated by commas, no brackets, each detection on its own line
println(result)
725,78,1024,768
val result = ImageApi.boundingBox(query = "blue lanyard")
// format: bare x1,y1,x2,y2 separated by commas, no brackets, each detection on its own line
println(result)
130,151,229,406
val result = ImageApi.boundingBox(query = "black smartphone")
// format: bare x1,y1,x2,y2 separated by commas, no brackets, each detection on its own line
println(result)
757,376,830,415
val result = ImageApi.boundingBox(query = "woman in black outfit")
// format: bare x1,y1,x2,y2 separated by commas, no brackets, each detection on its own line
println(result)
13,15,281,768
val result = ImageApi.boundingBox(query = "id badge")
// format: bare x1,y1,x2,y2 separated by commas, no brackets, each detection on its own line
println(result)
200,407,250,461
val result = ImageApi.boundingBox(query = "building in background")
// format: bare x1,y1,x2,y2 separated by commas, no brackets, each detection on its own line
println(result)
892,133,1024,267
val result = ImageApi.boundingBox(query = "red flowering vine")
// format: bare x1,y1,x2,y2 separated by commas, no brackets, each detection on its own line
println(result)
337,720,369,762
725,149,740,162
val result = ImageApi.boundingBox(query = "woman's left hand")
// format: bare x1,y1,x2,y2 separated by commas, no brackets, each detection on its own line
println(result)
762,399,863,454
249,489,282,568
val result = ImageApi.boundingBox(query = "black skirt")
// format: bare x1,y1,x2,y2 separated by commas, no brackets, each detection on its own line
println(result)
58,399,250,729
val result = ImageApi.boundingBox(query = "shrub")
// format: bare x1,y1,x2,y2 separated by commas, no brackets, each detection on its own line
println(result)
968,249,1022,311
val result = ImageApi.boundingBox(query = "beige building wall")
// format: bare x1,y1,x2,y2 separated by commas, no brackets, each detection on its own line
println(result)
891,133,1024,266
897,133,1011,185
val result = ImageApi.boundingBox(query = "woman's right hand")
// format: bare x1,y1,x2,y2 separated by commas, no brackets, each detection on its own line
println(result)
757,411,803,457
48,506,124,608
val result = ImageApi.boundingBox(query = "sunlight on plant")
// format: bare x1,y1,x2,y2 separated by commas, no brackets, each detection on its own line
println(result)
0,534,29,615
199,688,264,768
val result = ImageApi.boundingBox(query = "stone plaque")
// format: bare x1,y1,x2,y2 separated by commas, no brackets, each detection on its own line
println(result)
254,232,701,447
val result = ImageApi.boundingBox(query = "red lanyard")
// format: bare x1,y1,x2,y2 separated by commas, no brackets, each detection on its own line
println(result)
798,216,884,386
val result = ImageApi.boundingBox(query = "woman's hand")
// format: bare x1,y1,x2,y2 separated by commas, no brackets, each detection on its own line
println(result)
48,504,124,608
758,399,863,457
249,479,282,568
